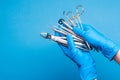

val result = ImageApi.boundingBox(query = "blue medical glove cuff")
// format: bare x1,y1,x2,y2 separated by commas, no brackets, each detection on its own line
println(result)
101,39,120,61
79,63,97,80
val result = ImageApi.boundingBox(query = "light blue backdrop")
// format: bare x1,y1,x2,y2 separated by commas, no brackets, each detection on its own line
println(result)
0,0,120,80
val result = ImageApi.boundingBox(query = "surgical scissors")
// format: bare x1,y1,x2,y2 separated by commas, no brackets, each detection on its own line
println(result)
76,5,84,30
63,5,91,50
65,5,84,30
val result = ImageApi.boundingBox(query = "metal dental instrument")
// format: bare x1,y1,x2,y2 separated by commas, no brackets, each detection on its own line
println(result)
64,5,84,29
40,32,82,44
59,5,91,51
58,19,73,30
65,11,76,26
75,5,91,50
76,5,84,30
68,5,91,50
57,18,91,50
58,20,85,42
57,19,84,41
40,32,89,50
52,27,84,43
58,19,76,35
58,24,76,36
52,25,90,50
52,27,84,42
64,11,80,27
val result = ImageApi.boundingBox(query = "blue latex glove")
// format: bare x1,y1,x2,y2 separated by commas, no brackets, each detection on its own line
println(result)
55,32,97,80
73,24,120,60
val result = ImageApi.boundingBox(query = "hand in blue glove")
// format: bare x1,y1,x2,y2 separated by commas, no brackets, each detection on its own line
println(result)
55,32,97,80
73,24,120,60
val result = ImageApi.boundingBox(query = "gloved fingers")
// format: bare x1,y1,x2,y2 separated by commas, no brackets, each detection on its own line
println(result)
54,31,68,48
58,43,70,55
73,27,84,37
67,34,76,52
55,33,79,58
73,24,92,38
82,24,91,30
54,31,69,53
58,43,67,50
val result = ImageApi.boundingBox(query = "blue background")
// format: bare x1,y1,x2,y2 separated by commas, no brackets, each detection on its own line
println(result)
0,0,120,80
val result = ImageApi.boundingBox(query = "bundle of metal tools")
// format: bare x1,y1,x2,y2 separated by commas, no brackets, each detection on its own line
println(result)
40,5,93,51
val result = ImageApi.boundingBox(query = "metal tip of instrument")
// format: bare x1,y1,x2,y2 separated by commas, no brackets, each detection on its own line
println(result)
40,32,49,38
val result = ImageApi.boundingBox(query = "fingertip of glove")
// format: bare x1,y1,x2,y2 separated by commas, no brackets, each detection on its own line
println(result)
73,27,83,35
67,34,73,42
67,34,76,49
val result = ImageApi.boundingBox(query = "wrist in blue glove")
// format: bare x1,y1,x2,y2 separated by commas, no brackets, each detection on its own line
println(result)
55,32,97,80
73,24,120,60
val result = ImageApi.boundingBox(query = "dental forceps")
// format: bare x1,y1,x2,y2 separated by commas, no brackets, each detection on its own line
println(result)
40,32,90,51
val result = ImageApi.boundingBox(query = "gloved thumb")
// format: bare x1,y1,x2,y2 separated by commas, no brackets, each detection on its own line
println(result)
66,34,80,59
67,34,76,51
